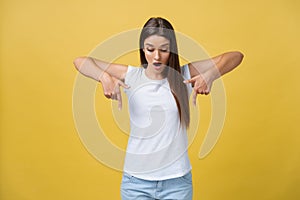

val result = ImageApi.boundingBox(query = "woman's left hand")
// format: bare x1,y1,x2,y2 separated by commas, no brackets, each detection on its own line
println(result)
184,71,215,105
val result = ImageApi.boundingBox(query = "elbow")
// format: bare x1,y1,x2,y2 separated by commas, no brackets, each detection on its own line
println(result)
73,56,87,71
236,51,244,64
73,57,83,71
229,51,244,66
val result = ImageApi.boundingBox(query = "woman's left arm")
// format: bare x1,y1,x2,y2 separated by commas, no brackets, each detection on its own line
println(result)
188,51,244,79
185,51,244,105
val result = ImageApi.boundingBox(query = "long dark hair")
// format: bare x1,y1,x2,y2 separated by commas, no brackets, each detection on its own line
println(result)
139,17,190,128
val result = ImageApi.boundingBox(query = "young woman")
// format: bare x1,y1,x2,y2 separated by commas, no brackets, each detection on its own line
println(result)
73,17,243,200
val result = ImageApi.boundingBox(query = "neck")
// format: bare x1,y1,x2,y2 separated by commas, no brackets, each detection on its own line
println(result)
145,67,165,80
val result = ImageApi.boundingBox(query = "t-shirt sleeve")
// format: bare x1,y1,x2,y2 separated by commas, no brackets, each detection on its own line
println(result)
181,64,193,96
124,66,134,82
123,66,134,94
124,65,141,94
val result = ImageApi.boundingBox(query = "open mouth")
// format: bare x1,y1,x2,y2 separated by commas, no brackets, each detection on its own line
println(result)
153,62,162,67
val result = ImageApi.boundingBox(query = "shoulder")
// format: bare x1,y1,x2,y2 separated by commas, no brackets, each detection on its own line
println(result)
127,65,142,73
181,64,191,80
126,65,143,77
123,65,145,94
124,65,143,83
181,64,193,96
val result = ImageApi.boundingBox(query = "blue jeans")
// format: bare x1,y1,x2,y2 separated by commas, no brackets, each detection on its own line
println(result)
121,171,193,200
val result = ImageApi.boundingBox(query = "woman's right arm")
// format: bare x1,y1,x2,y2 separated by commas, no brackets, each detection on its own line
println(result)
73,56,128,81
73,56,129,109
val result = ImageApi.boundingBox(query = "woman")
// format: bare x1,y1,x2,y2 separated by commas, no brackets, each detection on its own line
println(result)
74,17,243,200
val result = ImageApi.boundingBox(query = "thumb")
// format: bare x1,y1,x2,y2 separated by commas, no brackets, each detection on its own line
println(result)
118,81,130,89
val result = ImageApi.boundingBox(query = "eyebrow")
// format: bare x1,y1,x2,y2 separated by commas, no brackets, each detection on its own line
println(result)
145,43,170,47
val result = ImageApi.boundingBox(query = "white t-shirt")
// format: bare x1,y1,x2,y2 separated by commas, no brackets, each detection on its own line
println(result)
123,64,193,180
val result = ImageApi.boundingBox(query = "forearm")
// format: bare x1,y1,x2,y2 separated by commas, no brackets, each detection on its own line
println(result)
208,51,244,80
73,57,105,82
188,59,215,78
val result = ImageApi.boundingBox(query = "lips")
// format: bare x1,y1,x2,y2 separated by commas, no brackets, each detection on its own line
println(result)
153,62,162,67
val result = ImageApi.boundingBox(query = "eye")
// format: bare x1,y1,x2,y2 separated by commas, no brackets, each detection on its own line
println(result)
160,48,169,52
146,48,154,52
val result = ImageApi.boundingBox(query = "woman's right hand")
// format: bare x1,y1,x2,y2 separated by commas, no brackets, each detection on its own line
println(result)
99,72,130,110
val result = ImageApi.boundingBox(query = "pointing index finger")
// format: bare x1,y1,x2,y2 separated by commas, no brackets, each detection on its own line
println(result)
183,79,191,84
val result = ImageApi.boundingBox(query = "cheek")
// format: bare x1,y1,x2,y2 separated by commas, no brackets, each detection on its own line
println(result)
162,53,170,62
144,51,152,57
144,52,153,61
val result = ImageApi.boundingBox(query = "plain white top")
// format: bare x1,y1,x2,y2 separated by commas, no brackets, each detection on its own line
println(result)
123,64,193,180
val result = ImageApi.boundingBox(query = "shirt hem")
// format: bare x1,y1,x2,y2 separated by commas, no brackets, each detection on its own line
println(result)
123,166,192,181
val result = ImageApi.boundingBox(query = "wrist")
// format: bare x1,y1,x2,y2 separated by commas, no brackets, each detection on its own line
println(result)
206,67,220,81
98,71,108,82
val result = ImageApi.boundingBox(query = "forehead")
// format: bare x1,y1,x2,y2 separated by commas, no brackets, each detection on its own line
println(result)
144,35,170,46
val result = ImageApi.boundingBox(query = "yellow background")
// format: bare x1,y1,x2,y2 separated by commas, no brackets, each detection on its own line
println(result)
1,0,300,199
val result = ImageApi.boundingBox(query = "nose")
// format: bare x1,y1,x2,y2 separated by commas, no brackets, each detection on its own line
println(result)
154,50,160,60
